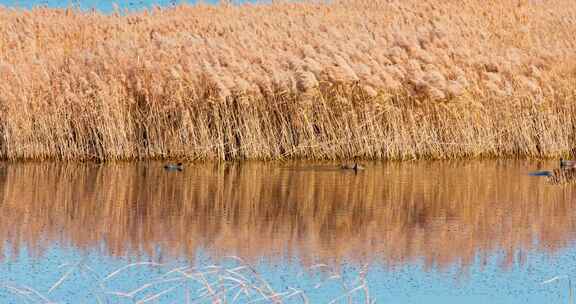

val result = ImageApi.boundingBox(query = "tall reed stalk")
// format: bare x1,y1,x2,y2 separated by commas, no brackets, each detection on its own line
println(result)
1,1,576,160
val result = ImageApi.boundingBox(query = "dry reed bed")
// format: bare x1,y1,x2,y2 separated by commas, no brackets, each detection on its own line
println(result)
1,1,576,160
0,161,574,270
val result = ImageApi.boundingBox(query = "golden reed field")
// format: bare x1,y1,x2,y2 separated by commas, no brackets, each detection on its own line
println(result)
0,161,574,270
1,0,576,160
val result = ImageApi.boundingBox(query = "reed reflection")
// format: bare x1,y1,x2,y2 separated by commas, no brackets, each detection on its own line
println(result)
0,161,573,270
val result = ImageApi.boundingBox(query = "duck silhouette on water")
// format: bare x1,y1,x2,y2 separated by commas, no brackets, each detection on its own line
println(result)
560,158,576,169
164,162,183,171
340,163,365,173
529,158,576,178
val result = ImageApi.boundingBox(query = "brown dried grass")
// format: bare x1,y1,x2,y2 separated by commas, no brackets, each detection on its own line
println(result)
1,0,576,160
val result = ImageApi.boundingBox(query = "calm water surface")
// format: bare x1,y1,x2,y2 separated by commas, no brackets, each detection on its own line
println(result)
0,0,238,12
0,160,574,303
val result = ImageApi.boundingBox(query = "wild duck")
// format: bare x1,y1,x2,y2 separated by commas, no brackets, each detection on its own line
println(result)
164,162,183,171
340,163,365,171
560,158,576,169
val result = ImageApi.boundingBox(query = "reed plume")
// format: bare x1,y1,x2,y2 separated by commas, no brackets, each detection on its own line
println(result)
1,0,576,160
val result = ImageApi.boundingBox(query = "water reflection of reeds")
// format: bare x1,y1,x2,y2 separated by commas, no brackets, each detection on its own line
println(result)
0,161,573,269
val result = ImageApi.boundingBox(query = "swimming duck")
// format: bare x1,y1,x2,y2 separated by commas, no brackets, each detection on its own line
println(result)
560,158,576,169
164,162,183,171
340,163,365,172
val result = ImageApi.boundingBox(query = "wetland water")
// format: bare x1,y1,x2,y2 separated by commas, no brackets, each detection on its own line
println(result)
0,0,218,12
0,160,574,303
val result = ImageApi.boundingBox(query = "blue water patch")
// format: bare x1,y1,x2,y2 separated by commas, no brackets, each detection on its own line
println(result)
528,170,552,177
0,243,573,303
0,0,223,13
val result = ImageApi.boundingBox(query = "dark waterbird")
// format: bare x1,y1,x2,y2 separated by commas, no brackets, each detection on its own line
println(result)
560,158,576,169
529,167,576,184
164,163,183,171
340,163,365,172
